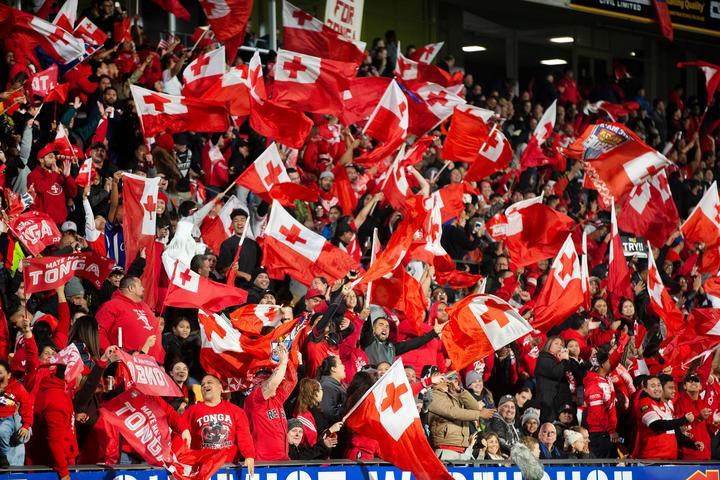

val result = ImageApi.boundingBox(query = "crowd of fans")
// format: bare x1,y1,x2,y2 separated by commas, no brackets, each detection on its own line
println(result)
0,0,719,478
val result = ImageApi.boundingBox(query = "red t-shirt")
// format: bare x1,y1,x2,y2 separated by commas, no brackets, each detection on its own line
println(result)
182,400,255,462
674,392,712,460
244,366,298,461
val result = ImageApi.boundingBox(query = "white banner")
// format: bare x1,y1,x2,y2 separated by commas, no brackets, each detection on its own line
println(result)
324,0,364,41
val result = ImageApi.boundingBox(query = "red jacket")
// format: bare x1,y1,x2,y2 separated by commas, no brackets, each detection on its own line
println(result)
583,371,617,433
26,166,77,225
26,375,77,477
12,301,69,376
96,291,164,362
0,378,33,429
674,392,712,460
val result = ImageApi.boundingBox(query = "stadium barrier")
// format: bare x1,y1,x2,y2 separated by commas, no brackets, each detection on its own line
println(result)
1,460,720,480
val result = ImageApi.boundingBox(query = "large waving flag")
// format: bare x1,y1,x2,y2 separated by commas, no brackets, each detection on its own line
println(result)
262,201,358,286
199,0,252,62
532,235,584,332
681,182,720,273
344,359,454,480
442,294,532,371
647,243,684,337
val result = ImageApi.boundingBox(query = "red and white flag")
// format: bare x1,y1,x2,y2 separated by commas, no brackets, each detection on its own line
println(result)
247,52,312,149
182,46,225,98
73,17,107,49
430,183,480,223
534,99,557,144
647,242,684,337
570,123,672,200
408,41,444,64
681,181,720,273
75,157,97,188
704,276,720,308
122,173,160,307
228,304,282,335
618,168,679,248
199,0,252,62
200,65,250,116
677,61,720,106
167,445,228,480
163,258,248,312
364,79,409,143
47,344,85,392
341,76,391,125
407,82,466,137
263,201,358,286
382,147,411,212
272,49,355,115
233,142,316,206
9,211,61,256
442,104,493,163
608,200,633,313
199,195,243,254
358,199,427,285
52,0,77,31
130,85,229,137
282,1,366,65
344,359,453,480
533,235,584,332
29,65,58,98
0,4,85,64
198,309,250,382
395,51,454,89
503,195,576,267
442,294,533,371
465,127,513,182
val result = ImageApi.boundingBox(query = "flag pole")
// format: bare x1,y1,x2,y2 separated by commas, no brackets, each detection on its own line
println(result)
188,27,210,57
365,228,379,307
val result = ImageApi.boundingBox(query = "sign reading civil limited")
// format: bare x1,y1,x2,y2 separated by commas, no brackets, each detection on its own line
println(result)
570,0,720,36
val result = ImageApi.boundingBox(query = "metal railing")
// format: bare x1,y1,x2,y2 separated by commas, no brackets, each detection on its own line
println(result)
3,458,720,473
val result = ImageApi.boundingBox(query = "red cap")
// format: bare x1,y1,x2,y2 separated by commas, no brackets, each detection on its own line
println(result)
306,288,324,299
158,191,168,204
37,143,60,160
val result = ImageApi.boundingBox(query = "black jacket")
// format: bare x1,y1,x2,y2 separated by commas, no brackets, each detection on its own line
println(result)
535,351,571,423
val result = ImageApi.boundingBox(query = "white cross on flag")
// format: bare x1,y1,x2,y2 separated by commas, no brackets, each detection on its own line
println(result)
52,0,77,32
343,359,454,480
442,294,532,371
465,127,513,182
130,85,229,137
408,41,444,64
182,46,225,97
163,258,248,312
282,0,365,65
272,49,356,115
363,79,409,144
533,234,584,332
394,51,454,88
646,243,684,337
198,309,249,382
122,173,161,308
262,201,358,286
681,181,720,273
618,168,679,248
228,304,282,335
407,82,466,137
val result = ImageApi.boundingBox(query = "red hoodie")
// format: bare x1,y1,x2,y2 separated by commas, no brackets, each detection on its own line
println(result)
0,378,33,429
26,375,77,478
96,291,165,362
26,166,78,226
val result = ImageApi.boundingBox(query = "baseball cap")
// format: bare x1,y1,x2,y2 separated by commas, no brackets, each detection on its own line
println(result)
37,143,60,160
319,171,334,180
684,374,701,383
559,403,575,413
497,394,515,407
61,221,78,233
305,288,324,299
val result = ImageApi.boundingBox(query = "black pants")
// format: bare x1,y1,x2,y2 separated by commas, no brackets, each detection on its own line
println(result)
589,431,615,459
